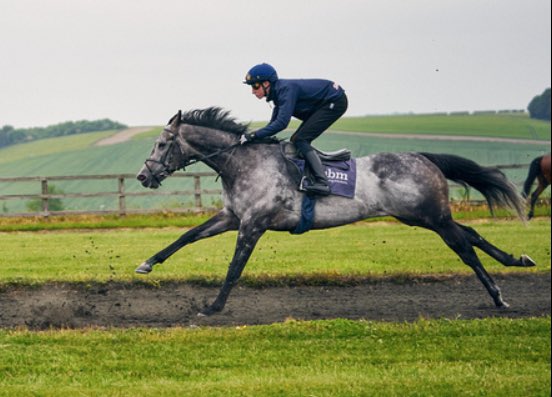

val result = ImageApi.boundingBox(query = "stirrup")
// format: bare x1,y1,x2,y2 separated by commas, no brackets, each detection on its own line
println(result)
299,176,309,192
305,184,330,196
300,177,330,196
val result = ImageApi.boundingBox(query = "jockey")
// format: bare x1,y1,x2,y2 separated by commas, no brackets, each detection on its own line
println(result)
241,63,348,196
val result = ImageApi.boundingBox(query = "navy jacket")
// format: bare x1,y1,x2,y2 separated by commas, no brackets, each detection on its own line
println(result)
255,79,345,139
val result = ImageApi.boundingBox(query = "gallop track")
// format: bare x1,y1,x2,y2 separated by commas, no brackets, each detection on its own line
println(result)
0,273,549,330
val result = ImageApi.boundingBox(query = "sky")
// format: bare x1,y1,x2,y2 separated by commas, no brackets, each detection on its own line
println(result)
1,0,550,128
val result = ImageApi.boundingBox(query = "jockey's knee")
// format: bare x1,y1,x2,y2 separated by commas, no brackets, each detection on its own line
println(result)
293,139,312,155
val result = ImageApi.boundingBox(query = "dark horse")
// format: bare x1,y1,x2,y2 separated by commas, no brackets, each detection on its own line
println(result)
136,108,536,316
523,153,551,219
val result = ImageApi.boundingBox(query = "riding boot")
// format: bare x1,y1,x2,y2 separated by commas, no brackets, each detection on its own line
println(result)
303,150,331,196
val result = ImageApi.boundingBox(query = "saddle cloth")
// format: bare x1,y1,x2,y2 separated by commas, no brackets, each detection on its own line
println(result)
281,141,357,198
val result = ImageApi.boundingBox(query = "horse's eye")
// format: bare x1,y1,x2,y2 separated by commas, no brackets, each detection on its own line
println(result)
158,142,166,149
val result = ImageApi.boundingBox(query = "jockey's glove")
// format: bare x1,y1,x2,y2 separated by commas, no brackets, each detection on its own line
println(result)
240,131,257,145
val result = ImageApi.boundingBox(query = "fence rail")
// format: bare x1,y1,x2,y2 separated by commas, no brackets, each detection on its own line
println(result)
0,172,221,217
0,164,546,218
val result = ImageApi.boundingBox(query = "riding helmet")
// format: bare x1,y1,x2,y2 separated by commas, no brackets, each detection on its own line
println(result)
244,63,279,85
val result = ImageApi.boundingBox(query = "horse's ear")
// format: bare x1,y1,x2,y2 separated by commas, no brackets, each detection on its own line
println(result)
172,110,182,127
167,110,182,127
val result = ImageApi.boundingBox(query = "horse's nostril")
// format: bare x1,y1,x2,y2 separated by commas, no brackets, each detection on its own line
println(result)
137,174,146,182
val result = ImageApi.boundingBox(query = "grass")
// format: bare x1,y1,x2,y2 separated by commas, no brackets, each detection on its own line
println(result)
145,112,552,140
0,218,549,285
0,114,549,396
0,212,215,232
0,130,115,165
0,202,550,232
0,317,549,396
331,113,551,140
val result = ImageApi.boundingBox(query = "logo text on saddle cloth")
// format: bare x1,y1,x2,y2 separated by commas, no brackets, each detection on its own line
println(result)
296,159,357,198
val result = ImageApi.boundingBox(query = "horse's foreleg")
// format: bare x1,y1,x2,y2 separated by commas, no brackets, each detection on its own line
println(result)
435,222,509,308
199,220,268,316
456,223,537,268
135,209,239,274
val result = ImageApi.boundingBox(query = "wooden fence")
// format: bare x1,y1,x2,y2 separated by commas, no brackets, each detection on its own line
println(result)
0,164,547,218
0,172,221,217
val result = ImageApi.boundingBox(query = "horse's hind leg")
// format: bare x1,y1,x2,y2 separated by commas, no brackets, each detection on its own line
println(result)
434,220,509,308
456,223,537,268
528,179,548,219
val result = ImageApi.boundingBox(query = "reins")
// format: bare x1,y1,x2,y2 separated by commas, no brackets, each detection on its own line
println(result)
179,141,241,181
177,136,280,171
179,142,241,170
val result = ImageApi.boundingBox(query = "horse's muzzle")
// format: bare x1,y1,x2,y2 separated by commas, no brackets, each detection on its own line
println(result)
137,167,162,189
137,173,153,188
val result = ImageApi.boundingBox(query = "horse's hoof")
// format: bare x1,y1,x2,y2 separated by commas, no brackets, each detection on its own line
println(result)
520,255,537,267
496,301,510,309
135,262,153,274
197,308,215,317
197,305,222,317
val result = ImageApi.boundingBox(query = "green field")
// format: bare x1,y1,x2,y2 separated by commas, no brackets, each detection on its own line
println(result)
1,317,550,397
1,216,550,396
332,112,551,140
0,113,550,396
146,111,552,140
0,113,549,214
0,219,549,285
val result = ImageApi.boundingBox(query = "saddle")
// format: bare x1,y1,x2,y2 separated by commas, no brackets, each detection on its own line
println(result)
280,141,356,198
278,141,356,234
281,141,351,163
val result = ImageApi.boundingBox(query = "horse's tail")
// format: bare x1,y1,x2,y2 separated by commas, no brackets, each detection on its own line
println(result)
522,156,543,198
420,152,525,220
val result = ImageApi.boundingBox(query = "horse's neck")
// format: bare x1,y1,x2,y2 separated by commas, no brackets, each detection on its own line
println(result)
208,141,284,184
182,126,239,172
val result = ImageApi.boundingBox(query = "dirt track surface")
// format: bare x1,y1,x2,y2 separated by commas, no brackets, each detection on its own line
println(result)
0,273,549,330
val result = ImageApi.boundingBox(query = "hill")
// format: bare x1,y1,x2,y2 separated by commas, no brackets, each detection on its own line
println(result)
332,112,550,140
0,113,549,214
0,119,127,149
133,111,551,141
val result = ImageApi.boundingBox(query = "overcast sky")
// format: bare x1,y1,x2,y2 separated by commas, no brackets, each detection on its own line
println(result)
1,0,550,128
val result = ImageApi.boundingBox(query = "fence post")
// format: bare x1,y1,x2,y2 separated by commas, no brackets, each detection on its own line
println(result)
41,177,49,218
118,176,126,216
194,175,202,210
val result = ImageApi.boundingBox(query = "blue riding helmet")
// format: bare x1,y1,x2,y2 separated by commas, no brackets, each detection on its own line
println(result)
244,63,278,85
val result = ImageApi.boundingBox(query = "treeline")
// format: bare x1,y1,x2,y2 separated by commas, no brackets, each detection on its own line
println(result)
528,88,551,122
0,119,127,148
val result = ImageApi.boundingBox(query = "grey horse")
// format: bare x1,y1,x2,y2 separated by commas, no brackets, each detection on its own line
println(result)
136,107,536,316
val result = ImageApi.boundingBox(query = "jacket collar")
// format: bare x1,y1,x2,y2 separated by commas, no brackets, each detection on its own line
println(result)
266,80,278,102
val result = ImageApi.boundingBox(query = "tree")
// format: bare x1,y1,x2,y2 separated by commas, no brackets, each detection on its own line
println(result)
0,119,127,148
0,126,14,146
528,88,551,121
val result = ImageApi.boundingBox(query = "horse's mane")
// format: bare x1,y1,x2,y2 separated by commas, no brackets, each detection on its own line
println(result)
180,107,249,135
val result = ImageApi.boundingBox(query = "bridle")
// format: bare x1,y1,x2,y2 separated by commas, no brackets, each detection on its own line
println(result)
142,128,241,185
